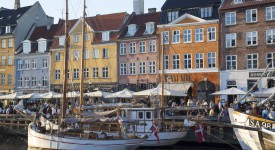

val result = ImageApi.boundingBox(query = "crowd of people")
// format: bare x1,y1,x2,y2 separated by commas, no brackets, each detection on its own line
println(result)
0,100,15,114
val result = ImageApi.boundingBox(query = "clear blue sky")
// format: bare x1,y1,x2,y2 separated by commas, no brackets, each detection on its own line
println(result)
0,0,166,23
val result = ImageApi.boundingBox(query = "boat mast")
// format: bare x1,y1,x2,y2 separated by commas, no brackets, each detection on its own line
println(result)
161,29,165,129
79,0,86,110
61,0,69,119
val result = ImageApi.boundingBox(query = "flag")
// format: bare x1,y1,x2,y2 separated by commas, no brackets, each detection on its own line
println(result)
195,123,206,143
150,120,160,144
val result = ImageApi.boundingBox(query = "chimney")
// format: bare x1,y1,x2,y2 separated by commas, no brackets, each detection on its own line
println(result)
133,0,144,15
14,0,20,10
148,8,156,13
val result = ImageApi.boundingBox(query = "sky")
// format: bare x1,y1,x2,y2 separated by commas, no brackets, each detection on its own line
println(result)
0,0,166,23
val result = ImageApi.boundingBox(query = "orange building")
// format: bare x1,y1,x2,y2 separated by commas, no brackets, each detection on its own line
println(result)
157,14,219,102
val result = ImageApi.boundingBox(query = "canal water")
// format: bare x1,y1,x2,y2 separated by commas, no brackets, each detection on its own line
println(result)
0,136,240,150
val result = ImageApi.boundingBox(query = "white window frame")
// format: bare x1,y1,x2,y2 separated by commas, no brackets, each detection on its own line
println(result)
23,42,31,53
59,36,65,46
18,60,23,70
247,53,258,69
149,61,156,74
31,77,36,87
266,6,275,21
226,55,237,70
120,63,127,75
93,49,99,58
84,68,89,78
225,12,236,26
84,50,89,59
164,55,169,70
139,62,146,74
200,7,212,18
8,56,12,65
102,48,108,58
42,76,47,87
172,30,180,43
102,67,109,78
38,39,47,53
84,34,89,41
1,39,6,48
207,27,216,41
162,31,169,44
73,50,79,61
25,77,30,87
73,35,79,42
149,40,156,52
145,22,154,34
129,62,136,75
226,33,237,48
1,56,5,66
102,31,110,41
138,41,146,53
266,29,275,44
1,74,5,85
18,77,22,88
246,31,258,46
73,68,79,79
234,0,242,4
8,75,12,85
184,54,192,69
55,52,61,61
92,68,99,78
55,70,61,80
32,59,37,69
42,59,48,68
195,28,204,42
127,24,136,36
8,38,12,48
120,43,126,55
129,42,136,54
168,11,179,22
246,9,257,23
195,53,204,69
266,52,275,68
207,52,216,68
25,60,30,70
172,54,180,69
184,29,191,43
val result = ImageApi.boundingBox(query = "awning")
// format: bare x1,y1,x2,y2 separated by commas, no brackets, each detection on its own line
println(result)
159,82,193,93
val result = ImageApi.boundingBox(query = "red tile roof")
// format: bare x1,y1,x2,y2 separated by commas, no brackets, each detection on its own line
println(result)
220,0,275,10
119,12,161,39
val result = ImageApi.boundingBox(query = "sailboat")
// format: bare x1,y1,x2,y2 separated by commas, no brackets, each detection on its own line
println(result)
28,0,146,149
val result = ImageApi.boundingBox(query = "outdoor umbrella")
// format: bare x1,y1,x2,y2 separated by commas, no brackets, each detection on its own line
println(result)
0,92,25,100
40,91,61,99
211,87,246,95
252,87,275,98
105,89,134,98
84,91,111,98
17,93,42,99
134,86,186,96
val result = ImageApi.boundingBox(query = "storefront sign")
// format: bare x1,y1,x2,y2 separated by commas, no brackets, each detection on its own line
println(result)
249,71,275,78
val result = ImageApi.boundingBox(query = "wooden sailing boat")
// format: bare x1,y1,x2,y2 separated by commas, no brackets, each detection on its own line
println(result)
27,1,146,149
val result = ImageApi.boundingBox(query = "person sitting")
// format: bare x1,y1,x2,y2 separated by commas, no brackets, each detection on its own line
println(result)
267,108,275,120
262,107,268,119
36,122,46,134
209,108,215,116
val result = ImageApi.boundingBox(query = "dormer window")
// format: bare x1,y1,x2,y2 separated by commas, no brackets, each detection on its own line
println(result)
201,7,212,18
168,11,178,22
38,39,47,53
6,26,11,34
127,24,137,36
102,31,110,41
59,36,65,46
234,0,242,4
144,22,154,34
23,41,31,54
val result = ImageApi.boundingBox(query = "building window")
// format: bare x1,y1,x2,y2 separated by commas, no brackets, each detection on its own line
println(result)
93,49,99,58
25,77,30,87
1,39,6,48
8,75,11,85
226,55,237,70
31,77,36,87
246,31,258,46
127,24,137,36
18,60,23,70
23,42,31,53
226,33,236,48
55,70,60,80
267,52,275,68
73,35,79,42
266,6,275,21
32,59,37,69
38,40,47,53
18,77,22,87
149,40,156,52
247,53,258,69
172,54,180,69
164,55,169,69
92,68,99,78
225,12,236,25
5,26,11,33
195,28,204,42
55,52,61,61
184,29,191,43
200,7,212,18
42,59,48,68
162,31,169,44
139,62,146,74
73,69,79,79
8,39,13,48
145,22,154,34
234,0,242,4
102,31,109,41
195,53,204,69
208,53,216,68
84,34,89,41
8,56,12,65
73,50,79,61
168,11,178,22
149,61,156,74
120,63,127,75
120,43,126,55
130,42,136,54
59,36,65,46
172,30,180,43
139,41,146,53
183,54,191,69
102,48,108,58
25,60,30,70
1,74,5,85
247,79,258,92
84,50,89,59
129,62,136,75
42,76,47,86
1,56,5,66
266,29,275,44
207,27,216,41
67,69,70,79
246,9,257,23
102,67,108,78
84,68,89,78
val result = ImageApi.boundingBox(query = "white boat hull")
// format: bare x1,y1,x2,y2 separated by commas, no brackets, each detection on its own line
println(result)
28,124,144,150
228,108,275,150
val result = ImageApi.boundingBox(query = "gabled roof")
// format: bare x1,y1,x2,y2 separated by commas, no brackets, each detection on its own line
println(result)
168,13,206,25
0,6,32,26
161,0,221,10
119,12,160,39
220,0,275,10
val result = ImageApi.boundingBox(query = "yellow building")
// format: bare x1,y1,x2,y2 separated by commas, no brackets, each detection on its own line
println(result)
50,13,128,92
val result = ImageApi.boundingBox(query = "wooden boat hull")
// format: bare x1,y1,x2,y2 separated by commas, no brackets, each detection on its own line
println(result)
28,124,144,150
260,128,275,150
228,108,275,150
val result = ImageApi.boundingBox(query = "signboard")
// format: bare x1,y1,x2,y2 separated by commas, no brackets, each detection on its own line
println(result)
248,118,274,130
249,71,275,78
